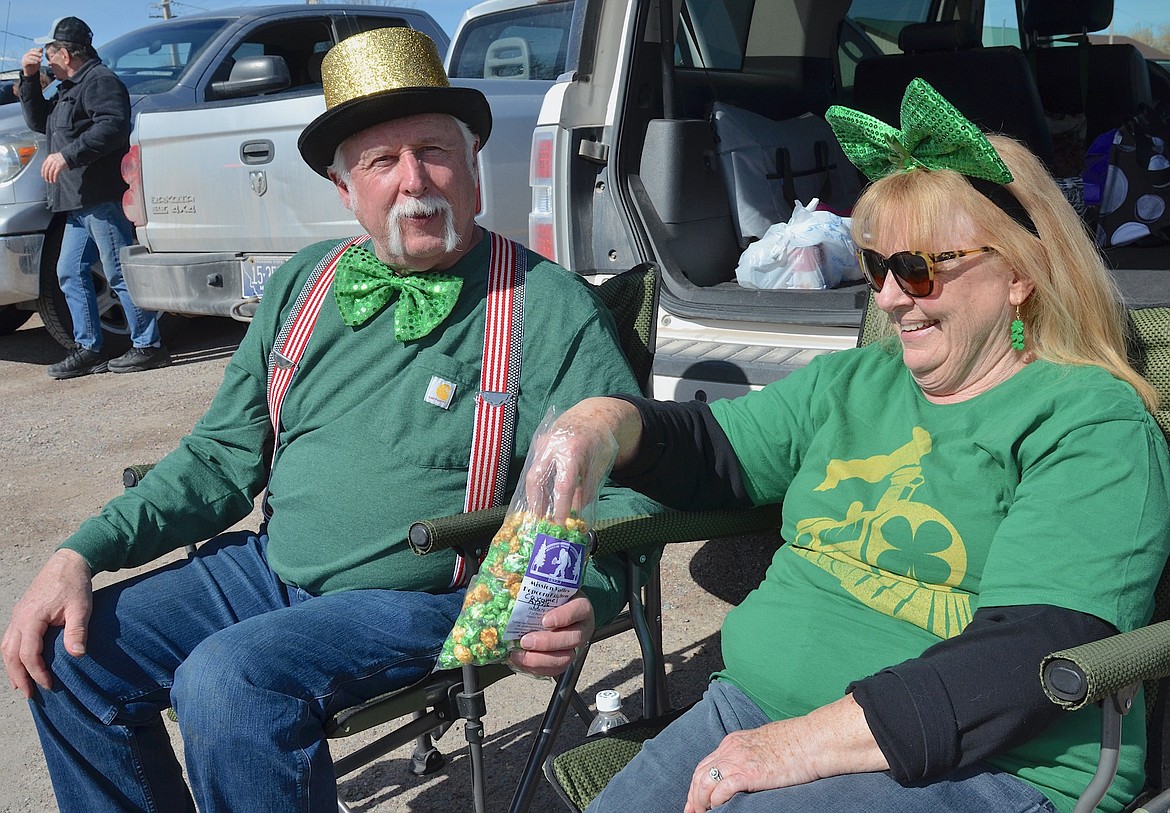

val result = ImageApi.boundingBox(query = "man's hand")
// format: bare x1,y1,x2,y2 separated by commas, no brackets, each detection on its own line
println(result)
509,594,594,677
1,549,93,698
41,153,68,184
21,47,43,77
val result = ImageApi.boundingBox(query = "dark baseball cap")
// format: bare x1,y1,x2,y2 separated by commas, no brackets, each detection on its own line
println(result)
35,16,94,47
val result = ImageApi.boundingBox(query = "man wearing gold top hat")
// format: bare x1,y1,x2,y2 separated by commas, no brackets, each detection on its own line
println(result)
2,28,659,812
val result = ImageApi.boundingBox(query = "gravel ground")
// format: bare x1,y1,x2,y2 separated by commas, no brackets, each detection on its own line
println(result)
0,313,782,812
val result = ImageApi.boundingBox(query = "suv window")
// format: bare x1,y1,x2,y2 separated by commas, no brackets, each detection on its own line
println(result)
210,18,334,96
448,2,575,79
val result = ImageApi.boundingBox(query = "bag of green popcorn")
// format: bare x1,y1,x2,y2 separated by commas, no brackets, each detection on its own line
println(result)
435,408,615,669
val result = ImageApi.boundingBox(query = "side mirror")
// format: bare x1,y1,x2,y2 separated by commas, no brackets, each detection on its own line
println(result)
210,55,291,100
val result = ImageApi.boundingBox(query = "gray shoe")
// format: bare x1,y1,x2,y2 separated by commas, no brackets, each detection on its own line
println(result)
108,346,172,374
48,346,109,379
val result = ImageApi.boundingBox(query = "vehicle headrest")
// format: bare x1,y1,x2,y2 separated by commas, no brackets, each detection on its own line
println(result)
1022,0,1114,37
898,21,980,54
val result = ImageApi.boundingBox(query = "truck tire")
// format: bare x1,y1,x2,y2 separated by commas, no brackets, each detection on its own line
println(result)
35,222,156,351
0,304,33,335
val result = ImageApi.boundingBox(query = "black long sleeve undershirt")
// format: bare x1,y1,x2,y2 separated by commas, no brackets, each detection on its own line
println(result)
604,394,1119,783
608,395,752,510
851,604,1117,784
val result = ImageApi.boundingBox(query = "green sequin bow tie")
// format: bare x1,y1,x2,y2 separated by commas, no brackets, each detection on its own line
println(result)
824,78,1014,184
333,242,463,341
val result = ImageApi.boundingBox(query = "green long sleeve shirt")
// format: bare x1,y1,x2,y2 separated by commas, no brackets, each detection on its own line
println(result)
62,233,659,621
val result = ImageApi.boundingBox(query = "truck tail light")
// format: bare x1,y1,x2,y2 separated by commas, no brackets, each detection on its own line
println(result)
529,127,556,263
120,145,146,227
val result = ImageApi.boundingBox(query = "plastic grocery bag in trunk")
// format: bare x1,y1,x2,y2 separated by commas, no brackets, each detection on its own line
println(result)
735,199,860,290
435,408,616,669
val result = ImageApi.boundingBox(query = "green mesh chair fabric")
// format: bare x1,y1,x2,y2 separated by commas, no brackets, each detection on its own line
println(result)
545,711,684,813
1129,307,1170,447
857,290,889,348
592,264,660,396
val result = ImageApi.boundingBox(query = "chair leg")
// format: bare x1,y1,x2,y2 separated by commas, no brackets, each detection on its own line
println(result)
629,558,668,718
336,796,353,813
508,643,592,813
457,663,489,813
1075,692,1131,813
408,711,446,775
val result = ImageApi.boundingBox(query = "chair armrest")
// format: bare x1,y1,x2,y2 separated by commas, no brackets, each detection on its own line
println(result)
408,503,783,557
408,506,510,555
591,504,783,556
123,464,156,488
1040,619,1170,711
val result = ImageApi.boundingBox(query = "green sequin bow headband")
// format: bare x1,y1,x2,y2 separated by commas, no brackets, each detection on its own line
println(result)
333,242,463,341
824,78,1012,183
824,78,1038,236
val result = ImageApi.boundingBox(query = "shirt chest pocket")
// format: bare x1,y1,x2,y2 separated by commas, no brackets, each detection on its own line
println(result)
383,349,482,470
50,96,87,138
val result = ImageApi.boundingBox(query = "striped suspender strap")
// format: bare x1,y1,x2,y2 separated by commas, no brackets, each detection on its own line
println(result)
453,232,527,586
262,237,364,518
261,233,526,589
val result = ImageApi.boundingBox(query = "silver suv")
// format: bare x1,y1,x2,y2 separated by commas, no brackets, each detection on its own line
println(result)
530,0,1170,402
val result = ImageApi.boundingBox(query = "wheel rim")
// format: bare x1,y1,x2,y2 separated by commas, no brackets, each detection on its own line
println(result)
90,262,131,337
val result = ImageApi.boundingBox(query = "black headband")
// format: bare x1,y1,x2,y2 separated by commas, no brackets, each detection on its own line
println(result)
967,177,1039,237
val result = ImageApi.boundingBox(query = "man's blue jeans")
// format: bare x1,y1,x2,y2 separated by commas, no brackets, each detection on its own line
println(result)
57,201,161,351
28,530,464,813
586,680,1059,813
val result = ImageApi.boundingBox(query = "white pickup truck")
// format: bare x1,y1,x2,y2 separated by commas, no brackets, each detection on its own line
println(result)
0,4,449,347
119,0,570,321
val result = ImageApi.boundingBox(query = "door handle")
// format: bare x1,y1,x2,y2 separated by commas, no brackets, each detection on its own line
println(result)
241,139,274,165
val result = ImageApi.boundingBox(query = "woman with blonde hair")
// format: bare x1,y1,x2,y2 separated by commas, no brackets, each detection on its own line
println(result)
528,80,1170,813
851,131,1156,410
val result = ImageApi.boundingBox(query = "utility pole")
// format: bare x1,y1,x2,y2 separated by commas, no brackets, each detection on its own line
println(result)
150,0,173,19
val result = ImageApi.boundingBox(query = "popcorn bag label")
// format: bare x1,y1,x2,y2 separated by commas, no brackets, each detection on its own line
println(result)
504,533,586,639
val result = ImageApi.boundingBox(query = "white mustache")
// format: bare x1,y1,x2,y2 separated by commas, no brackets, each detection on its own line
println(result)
386,194,459,260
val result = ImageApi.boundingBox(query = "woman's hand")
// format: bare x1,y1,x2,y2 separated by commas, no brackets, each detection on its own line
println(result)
523,397,642,524
685,695,889,812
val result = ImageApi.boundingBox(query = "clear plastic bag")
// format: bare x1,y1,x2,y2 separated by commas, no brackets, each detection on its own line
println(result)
734,198,860,290
434,408,616,669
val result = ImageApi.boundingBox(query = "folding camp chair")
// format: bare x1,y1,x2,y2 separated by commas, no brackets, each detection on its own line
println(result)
544,302,1170,813
1039,305,1170,813
123,262,754,813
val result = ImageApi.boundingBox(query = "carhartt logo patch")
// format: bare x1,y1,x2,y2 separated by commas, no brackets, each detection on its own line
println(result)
424,376,456,409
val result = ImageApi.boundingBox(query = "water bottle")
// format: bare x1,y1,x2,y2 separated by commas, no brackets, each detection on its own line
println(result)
586,689,630,736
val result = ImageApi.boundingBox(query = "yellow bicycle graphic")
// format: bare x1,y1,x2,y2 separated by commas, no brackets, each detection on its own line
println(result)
793,427,971,638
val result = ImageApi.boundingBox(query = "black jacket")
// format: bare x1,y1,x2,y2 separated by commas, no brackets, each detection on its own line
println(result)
20,58,130,212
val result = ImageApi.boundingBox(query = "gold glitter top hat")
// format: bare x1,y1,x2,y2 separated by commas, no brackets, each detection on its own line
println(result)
298,27,492,177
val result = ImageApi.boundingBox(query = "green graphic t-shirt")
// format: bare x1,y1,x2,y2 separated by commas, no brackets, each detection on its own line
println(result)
708,342,1170,813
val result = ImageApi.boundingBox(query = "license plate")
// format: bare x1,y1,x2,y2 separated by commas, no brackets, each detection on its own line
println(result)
242,257,285,299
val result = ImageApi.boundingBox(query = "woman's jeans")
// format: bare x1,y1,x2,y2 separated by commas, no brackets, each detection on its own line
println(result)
57,201,161,350
28,530,464,813
586,680,1059,813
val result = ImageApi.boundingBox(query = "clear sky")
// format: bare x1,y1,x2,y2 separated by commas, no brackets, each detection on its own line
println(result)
0,0,477,71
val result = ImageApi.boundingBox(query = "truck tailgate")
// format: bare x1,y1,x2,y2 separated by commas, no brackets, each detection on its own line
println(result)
134,93,357,254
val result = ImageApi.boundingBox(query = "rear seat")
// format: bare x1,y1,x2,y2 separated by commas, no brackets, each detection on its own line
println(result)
1022,0,1153,146
852,20,1056,169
